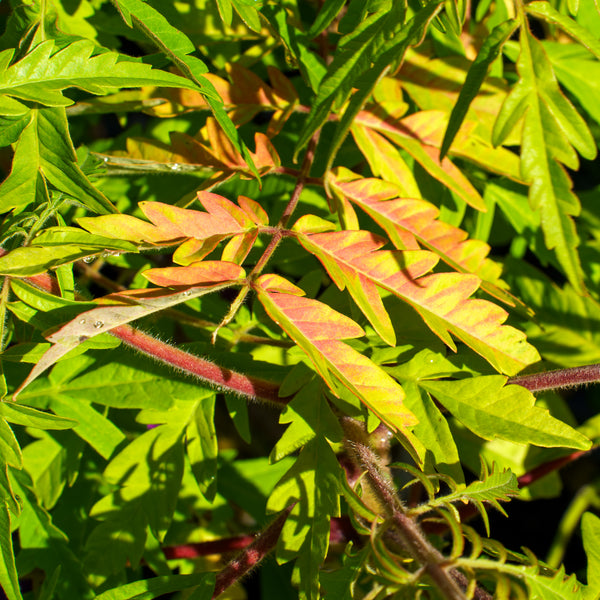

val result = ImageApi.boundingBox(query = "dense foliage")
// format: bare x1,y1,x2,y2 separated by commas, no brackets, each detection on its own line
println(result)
1,0,600,598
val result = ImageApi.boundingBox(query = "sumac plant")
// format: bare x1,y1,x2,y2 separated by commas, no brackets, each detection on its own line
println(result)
2,0,600,598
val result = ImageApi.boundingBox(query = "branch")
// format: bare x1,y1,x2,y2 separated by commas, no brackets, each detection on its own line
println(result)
509,363,600,392
212,505,294,598
341,418,468,600
10,264,285,406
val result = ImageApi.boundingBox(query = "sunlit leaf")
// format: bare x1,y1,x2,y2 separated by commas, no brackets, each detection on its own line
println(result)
293,217,539,374
421,376,591,449
254,274,419,439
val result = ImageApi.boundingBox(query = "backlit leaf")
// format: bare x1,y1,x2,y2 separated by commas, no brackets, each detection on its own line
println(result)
254,274,419,439
355,109,486,210
493,25,597,292
421,376,591,449
293,217,539,374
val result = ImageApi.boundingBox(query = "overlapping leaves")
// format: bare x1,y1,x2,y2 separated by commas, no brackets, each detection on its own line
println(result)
292,213,539,375
493,24,597,293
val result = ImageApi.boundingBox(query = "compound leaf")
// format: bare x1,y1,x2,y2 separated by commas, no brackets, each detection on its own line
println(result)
493,25,597,292
292,217,539,375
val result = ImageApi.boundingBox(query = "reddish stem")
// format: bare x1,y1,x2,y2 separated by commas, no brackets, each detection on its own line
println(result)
212,505,294,598
509,364,600,392
11,262,285,406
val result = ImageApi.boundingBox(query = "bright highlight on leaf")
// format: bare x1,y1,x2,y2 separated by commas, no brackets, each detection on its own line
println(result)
493,24,597,293
292,216,539,375
254,274,419,439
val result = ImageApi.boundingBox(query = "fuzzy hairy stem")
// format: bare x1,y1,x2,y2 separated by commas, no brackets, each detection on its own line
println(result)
212,505,294,598
341,418,468,600
509,363,600,391
19,268,285,406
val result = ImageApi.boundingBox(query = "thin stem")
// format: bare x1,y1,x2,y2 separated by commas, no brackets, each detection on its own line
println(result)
212,505,294,598
509,364,600,392
248,132,321,279
341,418,467,600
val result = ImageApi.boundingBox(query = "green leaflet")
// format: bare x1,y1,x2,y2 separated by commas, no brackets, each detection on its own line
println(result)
307,0,347,38
94,573,214,600
525,1,600,60
0,107,116,214
0,226,137,275
323,1,444,175
441,19,518,159
0,39,206,108
137,392,218,503
293,7,392,160
0,502,22,600
22,430,83,510
85,424,184,576
493,25,597,292
15,349,200,410
261,5,327,92
10,469,94,598
504,257,600,367
413,464,519,535
421,376,591,450
544,42,600,127
0,418,22,470
0,402,77,430
110,0,259,180
271,378,343,463
48,397,125,460
268,436,343,600
582,512,600,596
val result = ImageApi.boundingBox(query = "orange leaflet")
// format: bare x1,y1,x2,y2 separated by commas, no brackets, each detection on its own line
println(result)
292,218,540,375
254,274,420,444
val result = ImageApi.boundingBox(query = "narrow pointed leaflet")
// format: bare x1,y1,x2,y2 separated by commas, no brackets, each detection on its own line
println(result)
492,23,597,293
253,274,418,438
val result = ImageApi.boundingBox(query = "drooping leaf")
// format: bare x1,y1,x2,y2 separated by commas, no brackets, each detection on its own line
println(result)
254,273,419,440
493,25,597,292
421,376,591,449
14,270,243,397
292,216,539,374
